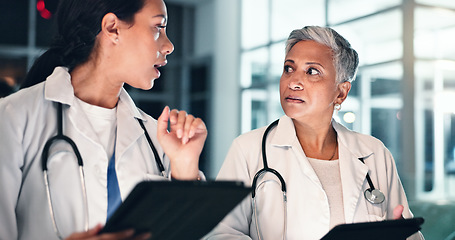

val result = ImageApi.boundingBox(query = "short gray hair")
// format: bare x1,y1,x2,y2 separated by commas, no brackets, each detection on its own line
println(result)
285,26,359,83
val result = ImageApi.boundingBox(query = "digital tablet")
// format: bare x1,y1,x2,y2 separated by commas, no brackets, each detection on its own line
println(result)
100,180,251,240
321,217,424,240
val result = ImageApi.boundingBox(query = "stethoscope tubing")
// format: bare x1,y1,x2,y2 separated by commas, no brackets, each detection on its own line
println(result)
252,119,286,198
251,119,385,238
42,102,165,238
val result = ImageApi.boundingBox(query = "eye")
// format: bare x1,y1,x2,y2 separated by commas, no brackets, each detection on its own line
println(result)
307,67,320,75
284,65,295,73
154,25,166,33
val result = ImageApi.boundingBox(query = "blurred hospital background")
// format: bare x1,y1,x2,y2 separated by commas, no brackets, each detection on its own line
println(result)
1,0,454,239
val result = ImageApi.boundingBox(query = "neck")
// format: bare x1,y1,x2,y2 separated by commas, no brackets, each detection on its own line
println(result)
70,63,123,109
293,118,338,160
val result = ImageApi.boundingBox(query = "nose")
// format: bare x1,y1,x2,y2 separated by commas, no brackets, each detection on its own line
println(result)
162,34,174,56
288,77,303,90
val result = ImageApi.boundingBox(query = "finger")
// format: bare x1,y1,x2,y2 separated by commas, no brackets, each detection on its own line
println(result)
188,117,206,139
169,109,179,126
182,114,195,144
168,109,181,137
157,106,170,139
97,229,135,240
65,224,103,239
174,110,188,139
393,204,404,220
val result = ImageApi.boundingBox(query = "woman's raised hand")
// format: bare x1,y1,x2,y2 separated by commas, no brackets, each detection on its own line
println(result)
157,106,207,180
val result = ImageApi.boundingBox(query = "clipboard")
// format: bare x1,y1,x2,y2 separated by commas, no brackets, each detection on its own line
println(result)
100,180,251,240
321,217,424,240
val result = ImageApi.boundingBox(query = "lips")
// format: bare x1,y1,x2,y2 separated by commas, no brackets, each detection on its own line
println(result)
285,96,304,103
154,60,167,68
153,60,167,78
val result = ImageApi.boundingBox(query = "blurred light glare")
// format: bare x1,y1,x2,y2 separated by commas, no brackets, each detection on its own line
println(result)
434,91,455,114
36,0,45,11
343,112,356,123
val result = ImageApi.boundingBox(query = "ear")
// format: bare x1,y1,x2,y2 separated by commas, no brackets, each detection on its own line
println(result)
335,81,351,104
101,13,120,44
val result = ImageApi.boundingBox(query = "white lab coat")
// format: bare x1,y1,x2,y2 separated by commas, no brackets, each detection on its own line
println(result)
0,67,174,239
205,115,423,240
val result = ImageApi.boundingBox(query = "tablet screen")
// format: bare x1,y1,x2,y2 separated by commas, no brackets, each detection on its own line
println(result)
321,217,424,240
100,180,251,240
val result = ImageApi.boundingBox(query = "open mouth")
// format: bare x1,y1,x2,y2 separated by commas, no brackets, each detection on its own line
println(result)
154,60,167,69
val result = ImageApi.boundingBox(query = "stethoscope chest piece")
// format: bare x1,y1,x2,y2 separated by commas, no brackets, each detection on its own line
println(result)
364,188,385,204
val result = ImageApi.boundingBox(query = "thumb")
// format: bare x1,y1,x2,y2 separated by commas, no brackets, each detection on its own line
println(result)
157,106,170,138
393,204,404,220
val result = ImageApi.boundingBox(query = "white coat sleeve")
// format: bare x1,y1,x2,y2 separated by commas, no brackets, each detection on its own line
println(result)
203,139,254,240
382,147,425,240
0,100,24,239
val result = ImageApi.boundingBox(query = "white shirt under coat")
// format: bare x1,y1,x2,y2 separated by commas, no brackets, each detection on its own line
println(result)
0,67,175,239
205,115,423,240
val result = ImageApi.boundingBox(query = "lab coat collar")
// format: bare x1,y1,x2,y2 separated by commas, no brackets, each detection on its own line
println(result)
269,115,299,147
270,115,374,160
332,120,374,160
43,67,147,159
44,67,143,120
44,67,75,105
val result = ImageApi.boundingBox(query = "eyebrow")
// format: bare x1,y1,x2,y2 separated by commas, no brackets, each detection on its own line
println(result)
284,59,324,68
153,14,167,24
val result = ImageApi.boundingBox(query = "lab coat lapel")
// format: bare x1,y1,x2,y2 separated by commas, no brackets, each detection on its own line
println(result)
333,121,373,223
115,89,144,160
272,116,322,186
44,67,100,145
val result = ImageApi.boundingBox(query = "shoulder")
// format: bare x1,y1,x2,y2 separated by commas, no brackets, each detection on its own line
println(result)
334,121,386,147
232,126,267,146
0,82,47,116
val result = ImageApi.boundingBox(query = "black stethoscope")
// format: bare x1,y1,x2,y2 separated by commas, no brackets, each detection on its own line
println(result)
251,119,385,239
41,102,165,239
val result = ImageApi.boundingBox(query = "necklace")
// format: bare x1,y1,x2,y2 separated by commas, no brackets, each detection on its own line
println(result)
329,143,338,160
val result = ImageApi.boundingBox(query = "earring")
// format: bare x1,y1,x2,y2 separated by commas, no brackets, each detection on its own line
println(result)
115,38,119,42
334,103,341,111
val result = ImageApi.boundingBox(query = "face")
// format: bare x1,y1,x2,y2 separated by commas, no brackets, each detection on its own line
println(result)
279,40,350,123
116,0,174,90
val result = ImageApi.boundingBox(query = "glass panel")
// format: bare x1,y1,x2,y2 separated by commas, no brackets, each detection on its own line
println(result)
270,42,286,82
240,48,269,88
327,0,400,25
415,59,455,200
0,1,28,45
361,62,403,97
415,7,455,60
417,0,455,8
241,89,268,133
332,10,402,65
371,108,402,164
268,84,283,122
270,0,325,42
241,0,269,49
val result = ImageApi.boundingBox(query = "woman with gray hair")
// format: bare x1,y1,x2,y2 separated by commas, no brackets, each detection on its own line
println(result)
205,26,423,240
